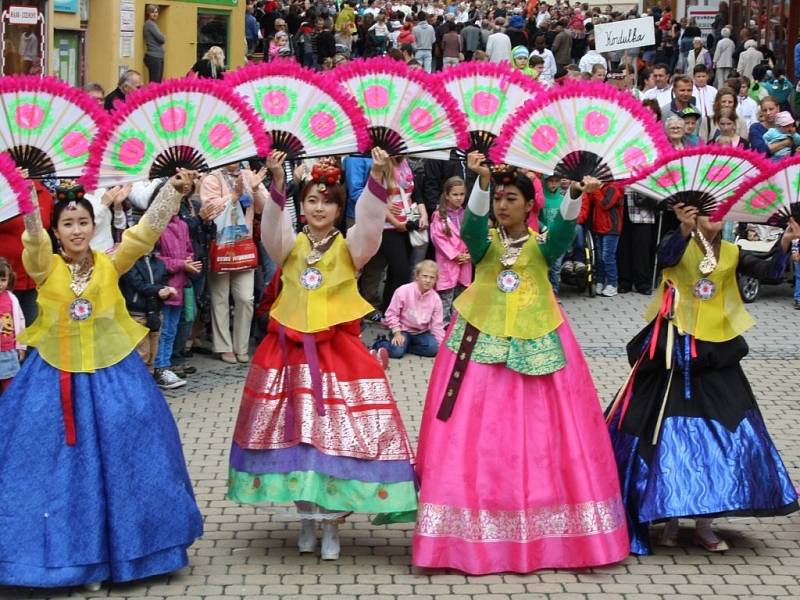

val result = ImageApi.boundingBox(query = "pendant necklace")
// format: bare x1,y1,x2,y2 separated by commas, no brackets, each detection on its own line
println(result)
497,225,530,268
304,226,339,265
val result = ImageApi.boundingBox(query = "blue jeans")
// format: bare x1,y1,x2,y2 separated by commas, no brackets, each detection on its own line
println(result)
547,254,564,294
415,49,433,73
596,234,620,287
373,331,439,359
154,305,182,370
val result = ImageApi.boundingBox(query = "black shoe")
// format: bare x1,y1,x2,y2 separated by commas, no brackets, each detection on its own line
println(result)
618,285,632,294
636,287,652,295
795,300,800,310
174,364,197,375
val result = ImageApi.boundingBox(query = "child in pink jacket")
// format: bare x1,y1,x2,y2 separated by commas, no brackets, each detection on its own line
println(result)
430,177,472,322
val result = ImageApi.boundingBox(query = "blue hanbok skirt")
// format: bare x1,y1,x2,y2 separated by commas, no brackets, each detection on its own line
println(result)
0,350,203,587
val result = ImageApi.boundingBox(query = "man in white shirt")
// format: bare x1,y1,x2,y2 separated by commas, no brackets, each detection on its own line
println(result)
530,35,557,83
578,36,607,74
485,17,512,64
641,63,673,107
536,2,551,28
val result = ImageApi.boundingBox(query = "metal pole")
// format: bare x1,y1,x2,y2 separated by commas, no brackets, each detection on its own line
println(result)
651,210,663,291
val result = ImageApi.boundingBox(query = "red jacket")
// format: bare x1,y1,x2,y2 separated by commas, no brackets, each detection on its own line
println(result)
0,182,53,291
578,185,624,235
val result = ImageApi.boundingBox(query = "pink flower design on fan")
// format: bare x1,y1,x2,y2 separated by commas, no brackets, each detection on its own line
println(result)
750,188,777,210
622,146,647,170
529,124,560,154
208,122,234,149
118,137,147,167
655,168,683,188
706,164,733,183
159,106,188,132
363,85,389,110
471,91,500,117
262,90,291,116
15,103,45,130
409,107,435,133
309,111,337,139
583,110,610,137
60,130,91,158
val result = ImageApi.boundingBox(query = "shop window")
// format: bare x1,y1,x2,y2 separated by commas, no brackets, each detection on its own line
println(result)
197,10,228,63
53,30,82,86
1,0,46,75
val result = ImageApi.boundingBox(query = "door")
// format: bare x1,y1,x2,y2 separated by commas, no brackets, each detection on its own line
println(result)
197,10,229,63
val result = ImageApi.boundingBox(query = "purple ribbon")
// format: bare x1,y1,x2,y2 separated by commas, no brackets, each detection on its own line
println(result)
277,324,326,443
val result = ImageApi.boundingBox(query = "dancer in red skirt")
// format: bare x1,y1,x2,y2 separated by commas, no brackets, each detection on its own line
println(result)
228,149,418,560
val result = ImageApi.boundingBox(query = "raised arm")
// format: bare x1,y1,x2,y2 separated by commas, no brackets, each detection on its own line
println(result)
461,151,492,263
112,172,189,275
347,148,393,270
21,185,54,287
259,150,297,266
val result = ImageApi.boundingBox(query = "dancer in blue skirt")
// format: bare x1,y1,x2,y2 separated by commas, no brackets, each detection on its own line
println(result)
0,171,203,590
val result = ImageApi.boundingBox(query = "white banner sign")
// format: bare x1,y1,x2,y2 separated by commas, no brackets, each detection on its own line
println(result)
9,6,39,24
687,8,717,37
594,16,656,53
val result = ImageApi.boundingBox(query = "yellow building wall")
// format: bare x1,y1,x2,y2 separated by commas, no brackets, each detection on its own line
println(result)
85,0,245,93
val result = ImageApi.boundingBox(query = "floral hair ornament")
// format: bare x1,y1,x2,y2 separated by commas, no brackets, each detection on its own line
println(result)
310,162,342,195
54,183,86,211
490,163,517,197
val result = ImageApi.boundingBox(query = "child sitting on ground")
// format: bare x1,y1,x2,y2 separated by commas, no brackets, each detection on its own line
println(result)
430,176,471,322
0,257,24,392
372,260,445,359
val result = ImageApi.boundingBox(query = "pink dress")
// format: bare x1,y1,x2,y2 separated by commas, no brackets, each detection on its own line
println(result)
413,183,629,574
430,208,472,291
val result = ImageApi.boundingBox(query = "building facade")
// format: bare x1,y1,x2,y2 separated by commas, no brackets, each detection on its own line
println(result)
0,1,245,93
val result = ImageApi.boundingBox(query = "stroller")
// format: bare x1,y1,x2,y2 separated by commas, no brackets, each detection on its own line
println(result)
559,225,597,296
735,223,795,302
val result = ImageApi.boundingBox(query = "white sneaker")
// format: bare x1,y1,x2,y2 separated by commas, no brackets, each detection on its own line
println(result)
320,521,340,560
84,582,102,592
594,282,604,295
154,368,186,389
298,519,317,553
602,285,618,297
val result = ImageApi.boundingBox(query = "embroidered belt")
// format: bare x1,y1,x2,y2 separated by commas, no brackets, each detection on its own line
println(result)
277,324,326,442
437,322,480,421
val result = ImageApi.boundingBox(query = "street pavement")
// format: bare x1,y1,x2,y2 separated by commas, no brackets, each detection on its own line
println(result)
6,283,800,600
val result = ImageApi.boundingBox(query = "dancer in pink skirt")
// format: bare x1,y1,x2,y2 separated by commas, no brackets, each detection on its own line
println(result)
413,152,629,574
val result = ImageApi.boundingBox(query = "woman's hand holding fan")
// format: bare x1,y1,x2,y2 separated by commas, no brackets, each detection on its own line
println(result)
266,150,288,190
674,202,699,237
369,147,393,185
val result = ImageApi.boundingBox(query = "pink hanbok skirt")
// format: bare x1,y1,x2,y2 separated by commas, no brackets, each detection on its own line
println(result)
413,313,629,574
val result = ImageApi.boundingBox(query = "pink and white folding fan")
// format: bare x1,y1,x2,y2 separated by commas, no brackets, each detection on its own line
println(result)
0,76,107,179
80,78,270,190
627,147,769,216
333,57,469,159
438,62,542,154
491,81,669,181
0,151,33,223
226,61,370,159
713,155,800,226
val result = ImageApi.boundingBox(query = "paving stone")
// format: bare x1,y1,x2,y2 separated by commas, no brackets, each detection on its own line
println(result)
3,291,798,600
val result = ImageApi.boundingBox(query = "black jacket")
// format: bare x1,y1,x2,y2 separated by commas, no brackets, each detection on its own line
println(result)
120,254,169,315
